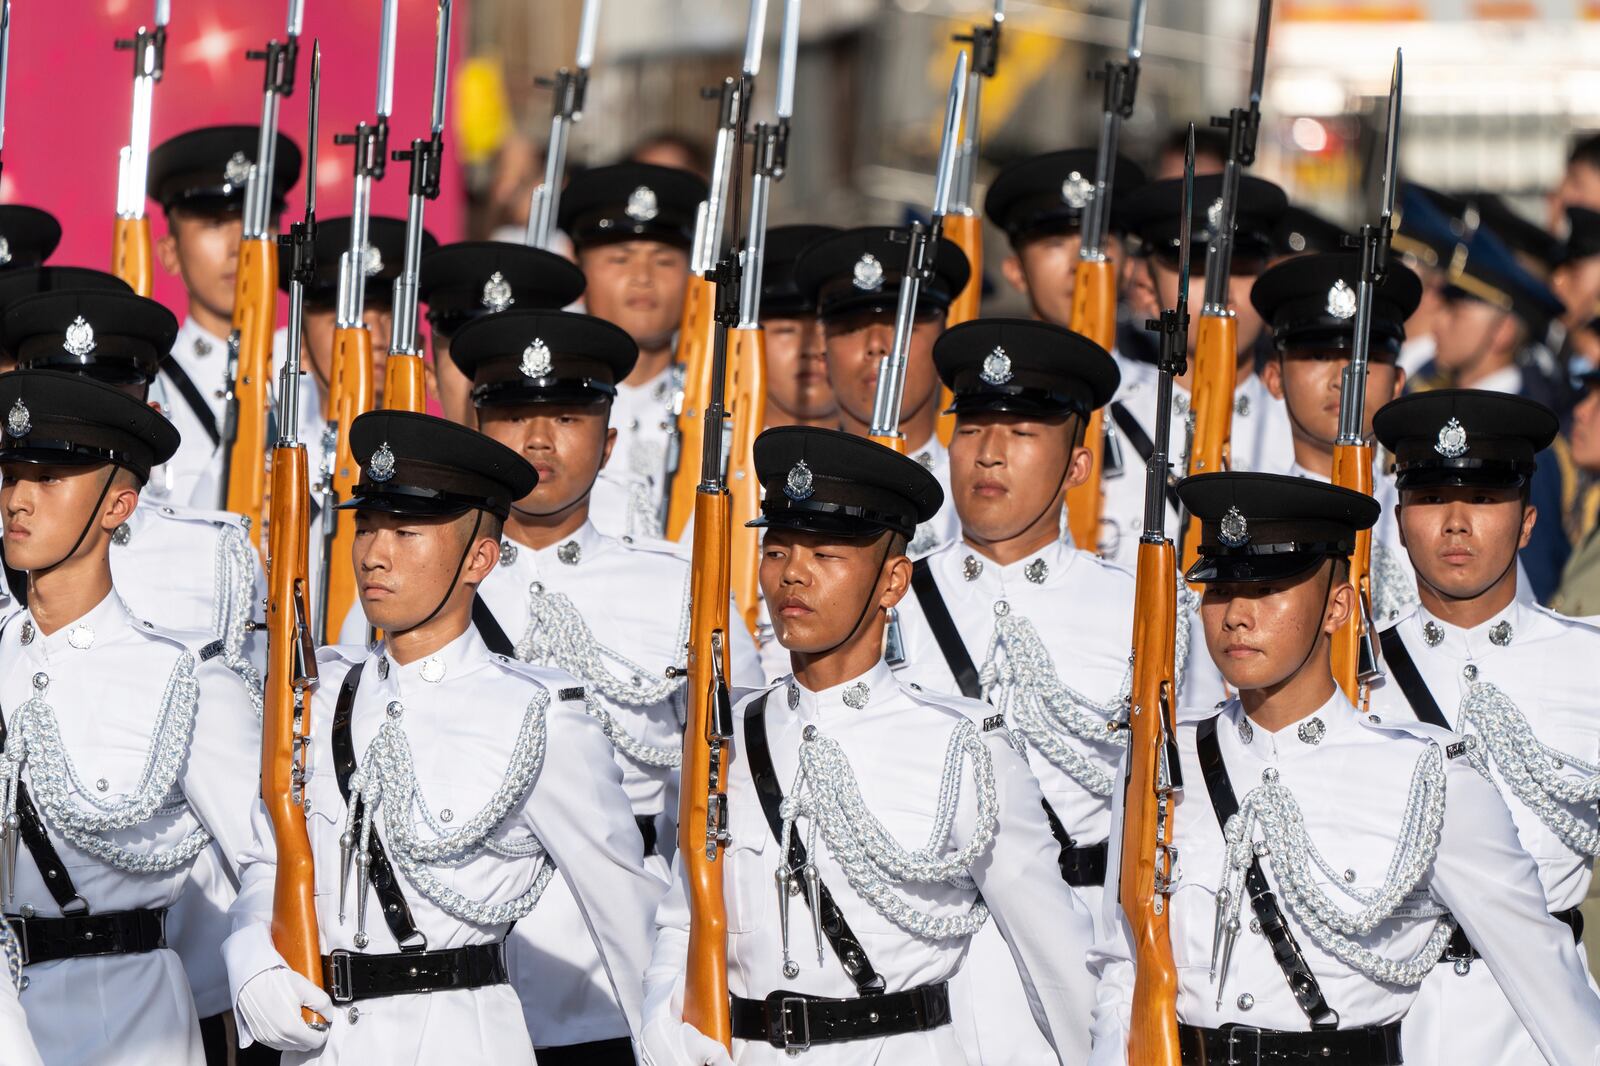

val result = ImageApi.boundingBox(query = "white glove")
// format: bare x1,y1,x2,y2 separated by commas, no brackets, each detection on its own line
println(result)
236,965,334,1053
640,1016,736,1066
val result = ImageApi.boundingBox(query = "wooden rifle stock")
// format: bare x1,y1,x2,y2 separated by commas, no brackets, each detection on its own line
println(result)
1119,536,1182,1065
868,431,908,456
678,480,734,1047
1330,441,1373,704
1179,315,1238,576
726,325,765,636
1064,257,1118,552
263,439,326,1023
323,325,375,643
666,274,719,540
225,237,279,551
936,212,984,446
382,353,428,414
112,216,153,298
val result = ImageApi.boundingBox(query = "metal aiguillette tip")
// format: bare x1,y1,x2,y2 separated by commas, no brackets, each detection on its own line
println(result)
1214,917,1240,1011
804,862,824,966
355,851,371,938
776,866,795,978
1209,886,1230,980
337,831,354,923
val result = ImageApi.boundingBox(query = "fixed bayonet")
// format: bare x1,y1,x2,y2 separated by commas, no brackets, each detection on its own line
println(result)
333,0,397,330
241,0,304,242
526,0,601,248
949,0,1002,216
390,0,452,362
114,0,171,221
736,0,800,329
1200,0,1271,314
1081,0,1144,261
0,1,11,182
1143,126,1194,543
279,42,320,452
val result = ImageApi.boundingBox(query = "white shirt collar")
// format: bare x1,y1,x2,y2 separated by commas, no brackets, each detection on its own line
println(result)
1413,597,1525,660
784,659,898,724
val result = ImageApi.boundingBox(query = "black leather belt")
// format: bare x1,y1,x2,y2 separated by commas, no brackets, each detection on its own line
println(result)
1179,1020,1402,1065
1445,905,1583,964
635,814,659,858
322,941,509,1005
1059,840,1108,887
730,982,951,1052
4,907,167,966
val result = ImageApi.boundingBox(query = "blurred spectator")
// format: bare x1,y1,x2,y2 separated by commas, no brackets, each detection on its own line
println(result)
1550,131,1600,230
630,130,713,181
1552,371,1600,615
1551,207,1600,373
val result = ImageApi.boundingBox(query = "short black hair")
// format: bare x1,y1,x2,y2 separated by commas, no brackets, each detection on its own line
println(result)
1569,131,1600,171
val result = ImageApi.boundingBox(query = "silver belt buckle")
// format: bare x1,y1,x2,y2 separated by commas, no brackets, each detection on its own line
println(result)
1226,1024,1262,1066
326,949,356,1005
4,916,29,966
779,995,811,1055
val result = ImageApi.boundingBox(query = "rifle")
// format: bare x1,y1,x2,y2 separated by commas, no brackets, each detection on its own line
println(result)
265,41,326,1026
111,0,170,297
1063,0,1144,553
1178,0,1271,576
1117,124,1193,1066
867,51,966,455
1331,50,1401,708
383,0,452,414
525,0,600,250
729,0,801,637
317,0,397,645
664,0,768,541
0,1,11,187
935,0,1003,446
219,0,304,548
679,10,764,1041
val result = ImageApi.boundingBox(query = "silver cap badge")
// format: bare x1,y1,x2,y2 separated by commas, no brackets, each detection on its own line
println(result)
852,253,884,292
625,185,659,222
362,242,384,277
0,236,12,267
5,400,30,438
1435,417,1468,459
1206,197,1226,234
979,346,1013,386
1061,171,1093,209
784,459,814,501
481,271,515,313
520,338,553,378
64,315,97,358
1325,279,1358,320
224,150,252,187
1218,505,1250,548
367,441,397,482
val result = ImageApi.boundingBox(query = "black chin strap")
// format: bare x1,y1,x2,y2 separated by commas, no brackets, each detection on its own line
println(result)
31,469,120,593
390,511,485,639
805,536,898,660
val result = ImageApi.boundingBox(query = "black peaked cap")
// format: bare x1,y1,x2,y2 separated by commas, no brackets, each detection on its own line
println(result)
450,309,638,408
343,410,538,520
280,216,438,307
934,317,1119,417
760,224,841,318
1250,253,1423,356
421,241,587,338
148,125,302,213
1178,471,1379,584
1372,389,1557,490
4,289,178,386
1561,207,1600,263
0,206,63,269
1273,205,1351,257
557,162,706,252
0,268,131,326
1119,174,1289,263
749,426,943,541
792,226,971,321
983,148,1146,245
0,369,179,482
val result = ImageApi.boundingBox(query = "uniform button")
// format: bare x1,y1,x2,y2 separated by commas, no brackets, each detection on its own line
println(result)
19,905,34,919
1463,664,1478,681
1236,993,1254,1011
440,809,454,823
386,701,403,720
31,673,47,692
993,601,1010,617
95,779,109,792
347,1007,360,1025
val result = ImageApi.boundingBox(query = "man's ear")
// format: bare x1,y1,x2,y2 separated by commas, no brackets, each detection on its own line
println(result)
1063,442,1094,491
1519,502,1538,550
155,229,182,279
879,551,912,613
461,524,502,588
1324,568,1356,635
102,480,141,532
599,425,618,471
1261,355,1285,400
1001,254,1028,297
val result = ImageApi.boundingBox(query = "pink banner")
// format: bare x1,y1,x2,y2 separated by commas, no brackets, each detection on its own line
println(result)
4,0,466,320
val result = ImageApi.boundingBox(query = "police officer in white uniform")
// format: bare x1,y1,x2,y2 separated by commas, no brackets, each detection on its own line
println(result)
1366,389,1600,1066
643,426,1099,1065
891,318,1220,1065
791,228,973,557
224,410,661,1064
450,306,761,1062
0,370,262,1066
146,126,301,508
1090,471,1600,1066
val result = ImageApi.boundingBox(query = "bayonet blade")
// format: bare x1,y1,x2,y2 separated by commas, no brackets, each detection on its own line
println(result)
1127,0,1146,60
431,0,453,136
286,0,305,37
1247,0,1272,110
376,0,398,119
1379,48,1402,225
575,0,601,71
775,0,801,121
930,50,969,222
741,0,769,79
155,0,171,29
0,1,11,160
1177,126,1195,308
305,43,320,220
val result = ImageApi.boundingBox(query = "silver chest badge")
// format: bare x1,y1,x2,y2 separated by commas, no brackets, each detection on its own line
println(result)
481,271,515,313
979,346,1013,386
1423,620,1444,647
1206,197,1226,234
362,242,384,277
1325,279,1358,320
625,185,659,222
1024,558,1049,584
64,315,97,358
1489,620,1513,646
1297,716,1326,746
223,150,252,187
784,459,814,501
499,539,519,567
841,681,870,710
1061,171,1093,209
5,400,29,438
1218,505,1250,548
1435,417,1468,459
520,338,553,378
557,540,582,566
0,236,12,267
367,441,397,482
852,253,884,292
962,555,982,581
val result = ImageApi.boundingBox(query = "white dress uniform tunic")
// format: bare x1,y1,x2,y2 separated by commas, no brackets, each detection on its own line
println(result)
891,537,1218,1065
0,593,262,1066
0,922,42,1066
1285,458,1422,627
595,367,677,541
475,519,761,1048
643,662,1100,1065
1088,692,1600,1066
1369,601,1600,1066
225,629,662,1064
903,436,960,559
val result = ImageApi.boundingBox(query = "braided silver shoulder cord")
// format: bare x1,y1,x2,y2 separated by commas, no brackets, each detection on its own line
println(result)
516,585,686,769
1214,744,1453,989
628,441,666,540
1370,540,1420,629
0,921,20,991
342,688,555,926
777,719,998,939
212,521,265,717
1456,681,1600,855
0,658,212,874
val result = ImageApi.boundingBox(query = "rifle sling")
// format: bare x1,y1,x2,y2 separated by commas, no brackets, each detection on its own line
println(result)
908,559,981,700
1196,717,1340,1030
744,691,886,996
472,595,516,658
1109,400,1182,515
332,663,427,952
1376,627,1451,730
160,353,222,449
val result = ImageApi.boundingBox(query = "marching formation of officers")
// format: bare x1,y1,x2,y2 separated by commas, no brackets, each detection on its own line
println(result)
6,21,1600,1066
